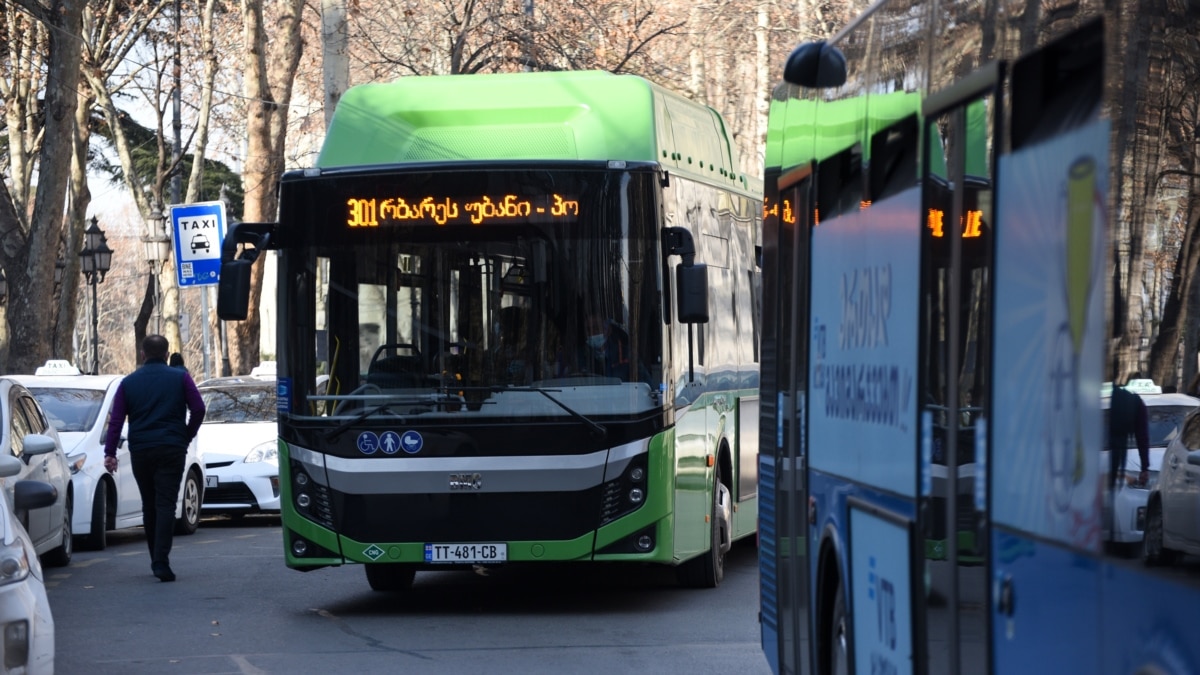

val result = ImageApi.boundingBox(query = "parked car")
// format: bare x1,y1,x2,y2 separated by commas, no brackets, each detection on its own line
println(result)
196,377,280,518
11,363,206,551
1101,383,1199,554
0,455,57,675
1145,405,1200,564
0,378,73,568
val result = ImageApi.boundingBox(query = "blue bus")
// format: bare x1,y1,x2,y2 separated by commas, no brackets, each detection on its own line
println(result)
759,2,1200,673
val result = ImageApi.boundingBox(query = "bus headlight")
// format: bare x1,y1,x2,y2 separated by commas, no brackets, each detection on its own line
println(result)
296,493,311,508
628,487,645,504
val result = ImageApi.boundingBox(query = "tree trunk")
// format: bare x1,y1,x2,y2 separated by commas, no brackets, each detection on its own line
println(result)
232,0,305,375
3,0,85,374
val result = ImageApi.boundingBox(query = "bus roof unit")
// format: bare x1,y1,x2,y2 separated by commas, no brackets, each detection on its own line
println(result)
318,70,755,190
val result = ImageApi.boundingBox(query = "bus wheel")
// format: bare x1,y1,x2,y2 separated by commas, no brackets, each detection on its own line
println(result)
677,462,730,588
1144,500,1180,566
828,580,849,675
366,564,416,592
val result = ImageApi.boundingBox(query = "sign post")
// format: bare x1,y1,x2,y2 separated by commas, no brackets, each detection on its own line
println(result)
170,201,227,379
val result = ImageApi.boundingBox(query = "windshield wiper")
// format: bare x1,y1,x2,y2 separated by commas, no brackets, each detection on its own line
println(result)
510,387,607,438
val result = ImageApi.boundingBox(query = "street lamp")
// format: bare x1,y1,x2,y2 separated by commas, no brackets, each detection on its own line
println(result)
79,216,113,375
142,209,171,333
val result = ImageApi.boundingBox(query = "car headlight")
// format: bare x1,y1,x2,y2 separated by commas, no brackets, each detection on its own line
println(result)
244,441,278,464
0,540,32,587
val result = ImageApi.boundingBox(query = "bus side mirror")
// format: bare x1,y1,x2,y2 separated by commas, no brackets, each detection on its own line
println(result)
216,221,276,321
217,260,254,321
676,263,709,324
784,41,847,88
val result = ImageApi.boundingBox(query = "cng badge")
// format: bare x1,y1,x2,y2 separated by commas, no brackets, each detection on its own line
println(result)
449,473,483,490
362,544,385,561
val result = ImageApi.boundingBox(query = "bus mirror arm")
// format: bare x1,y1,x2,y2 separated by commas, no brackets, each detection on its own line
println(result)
216,221,276,321
661,226,696,266
663,226,710,323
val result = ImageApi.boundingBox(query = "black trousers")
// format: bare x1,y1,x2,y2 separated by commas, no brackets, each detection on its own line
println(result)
130,446,186,566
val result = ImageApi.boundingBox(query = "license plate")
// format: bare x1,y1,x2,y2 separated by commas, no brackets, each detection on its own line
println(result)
205,475,219,489
424,543,507,563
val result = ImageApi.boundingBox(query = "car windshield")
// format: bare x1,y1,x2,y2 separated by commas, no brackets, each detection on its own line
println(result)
200,385,277,423
1143,405,1194,447
28,388,105,433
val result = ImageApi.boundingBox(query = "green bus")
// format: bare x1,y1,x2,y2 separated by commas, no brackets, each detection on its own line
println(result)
217,70,762,591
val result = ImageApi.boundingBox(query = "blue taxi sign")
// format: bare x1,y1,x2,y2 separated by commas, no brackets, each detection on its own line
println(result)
171,201,226,287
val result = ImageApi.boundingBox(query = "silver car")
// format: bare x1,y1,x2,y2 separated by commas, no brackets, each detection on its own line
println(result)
0,455,57,674
1145,406,1200,564
0,378,73,567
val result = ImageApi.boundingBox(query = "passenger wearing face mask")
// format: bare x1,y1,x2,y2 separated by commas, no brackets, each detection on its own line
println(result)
583,314,640,381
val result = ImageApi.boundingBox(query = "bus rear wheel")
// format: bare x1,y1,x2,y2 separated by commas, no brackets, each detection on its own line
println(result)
365,563,416,592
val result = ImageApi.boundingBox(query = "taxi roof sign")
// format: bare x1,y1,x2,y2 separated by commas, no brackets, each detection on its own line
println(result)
249,361,276,379
1124,378,1162,394
35,360,82,376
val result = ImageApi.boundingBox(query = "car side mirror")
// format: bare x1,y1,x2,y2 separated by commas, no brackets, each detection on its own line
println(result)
0,454,22,478
22,434,57,457
14,480,57,511
1187,450,1200,467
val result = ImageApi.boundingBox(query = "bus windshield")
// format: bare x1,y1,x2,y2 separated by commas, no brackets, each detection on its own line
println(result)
277,166,664,424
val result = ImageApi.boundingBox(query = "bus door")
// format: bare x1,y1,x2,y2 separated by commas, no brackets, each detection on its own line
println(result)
917,65,999,674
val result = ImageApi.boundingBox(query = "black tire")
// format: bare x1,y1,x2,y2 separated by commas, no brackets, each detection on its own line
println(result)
1144,499,1181,566
828,580,849,675
80,480,108,551
365,564,416,592
174,470,202,536
42,492,73,568
677,460,731,588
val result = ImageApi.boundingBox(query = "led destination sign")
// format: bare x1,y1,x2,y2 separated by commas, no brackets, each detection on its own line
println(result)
346,194,580,227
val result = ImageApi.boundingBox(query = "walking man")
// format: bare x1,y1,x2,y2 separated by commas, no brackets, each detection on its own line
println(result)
103,335,206,581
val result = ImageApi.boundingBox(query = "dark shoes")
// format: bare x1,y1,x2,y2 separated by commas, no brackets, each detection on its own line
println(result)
152,562,176,582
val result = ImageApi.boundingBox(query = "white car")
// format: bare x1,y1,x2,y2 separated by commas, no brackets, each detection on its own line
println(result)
1101,389,1200,552
11,366,205,550
0,455,57,675
0,378,73,568
1145,406,1200,564
197,378,280,517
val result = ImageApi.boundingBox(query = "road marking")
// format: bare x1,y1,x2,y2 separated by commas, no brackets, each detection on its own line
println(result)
229,655,268,675
234,534,258,540
68,558,108,568
118,551,141,557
